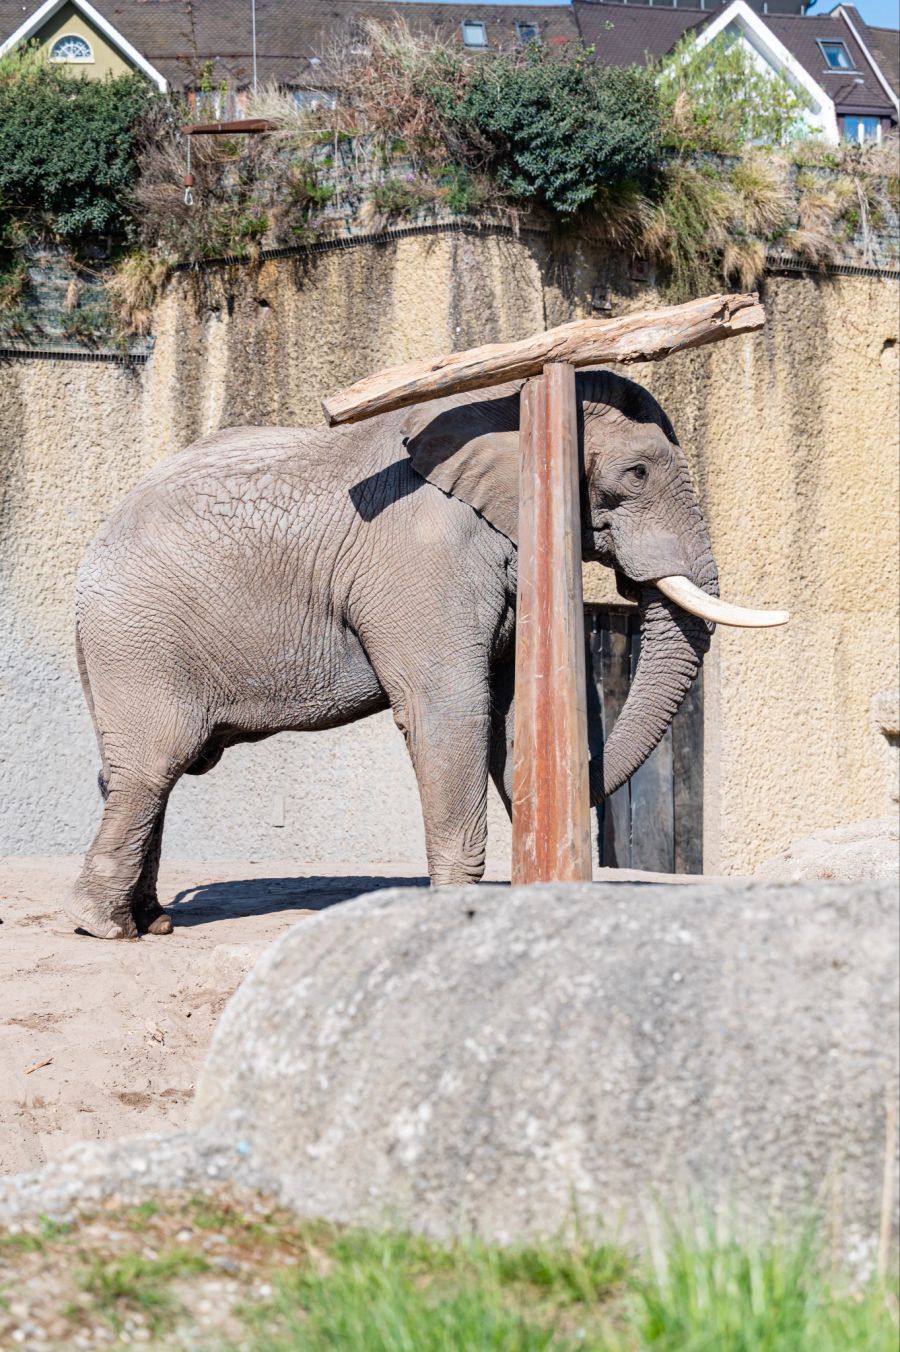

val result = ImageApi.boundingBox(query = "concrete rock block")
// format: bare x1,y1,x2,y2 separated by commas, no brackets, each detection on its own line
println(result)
193,880,899,1259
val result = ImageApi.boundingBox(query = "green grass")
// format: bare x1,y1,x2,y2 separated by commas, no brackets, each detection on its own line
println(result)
0,1231,45,1254
77,1248,210,1333
123,1199,161,1231
237,1220,897,1352
242,1228,572,1350
628,1221,898,1352
1,1194,894,1350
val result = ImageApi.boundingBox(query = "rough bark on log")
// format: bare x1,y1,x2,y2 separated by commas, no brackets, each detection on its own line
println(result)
322,293,765,426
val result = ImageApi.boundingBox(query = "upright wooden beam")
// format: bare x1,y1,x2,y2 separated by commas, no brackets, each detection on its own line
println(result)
511,364,592,885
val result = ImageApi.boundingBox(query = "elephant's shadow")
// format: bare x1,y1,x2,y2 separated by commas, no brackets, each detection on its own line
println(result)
164,873,430,927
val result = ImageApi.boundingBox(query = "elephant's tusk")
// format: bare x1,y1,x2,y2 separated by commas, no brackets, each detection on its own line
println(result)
656,575,790,629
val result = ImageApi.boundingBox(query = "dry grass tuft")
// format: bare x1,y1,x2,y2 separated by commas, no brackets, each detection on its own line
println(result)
640,163,733,297
243,82,322,142
105,251,171,335
722,237,767,289
730,151,792,237
62,278,81,312
319,17,469,161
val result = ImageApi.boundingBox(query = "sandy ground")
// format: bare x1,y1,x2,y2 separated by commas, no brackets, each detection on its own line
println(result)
0,857,431,1176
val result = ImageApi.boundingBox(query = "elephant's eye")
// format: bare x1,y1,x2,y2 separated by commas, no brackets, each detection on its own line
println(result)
627,463,648,483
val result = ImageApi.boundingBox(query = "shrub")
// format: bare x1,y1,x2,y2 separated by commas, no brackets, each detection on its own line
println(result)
0,49,157,236
438,165,488,215
447,49,660,216
0,202,28,309
331,18,470,159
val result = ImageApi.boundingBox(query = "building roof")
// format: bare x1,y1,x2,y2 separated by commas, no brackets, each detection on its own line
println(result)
573,0,897,117
574,1,705,69
0,0,580,90
866,24,900,97
765,7,897,114
0,0,894,117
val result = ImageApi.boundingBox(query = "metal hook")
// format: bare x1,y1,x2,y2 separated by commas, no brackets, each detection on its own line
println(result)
183,136,194,207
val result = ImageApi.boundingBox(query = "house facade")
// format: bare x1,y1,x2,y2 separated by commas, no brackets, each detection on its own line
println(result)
0,0,167,89
0,0,581,102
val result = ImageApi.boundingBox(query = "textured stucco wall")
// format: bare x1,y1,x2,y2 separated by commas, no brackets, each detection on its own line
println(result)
1,229,897,874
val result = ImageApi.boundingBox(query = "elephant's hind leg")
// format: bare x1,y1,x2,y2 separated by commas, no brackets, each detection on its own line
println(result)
64,763,179,940
131,795,173,935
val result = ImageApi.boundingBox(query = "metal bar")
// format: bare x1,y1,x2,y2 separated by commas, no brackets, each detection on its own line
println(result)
251,0,258,94
511,363,592,884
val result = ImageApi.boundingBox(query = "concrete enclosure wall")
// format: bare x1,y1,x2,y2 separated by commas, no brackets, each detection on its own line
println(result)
1,228,897,874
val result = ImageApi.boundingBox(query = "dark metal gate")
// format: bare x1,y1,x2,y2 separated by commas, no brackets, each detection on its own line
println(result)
585,606,703,873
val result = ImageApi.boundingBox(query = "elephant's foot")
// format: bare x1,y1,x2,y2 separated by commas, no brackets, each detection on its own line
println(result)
63,883,138,941
134,896,174,936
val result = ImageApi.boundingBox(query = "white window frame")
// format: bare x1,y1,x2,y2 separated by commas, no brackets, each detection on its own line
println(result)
49,32,94,63
461,20,488,50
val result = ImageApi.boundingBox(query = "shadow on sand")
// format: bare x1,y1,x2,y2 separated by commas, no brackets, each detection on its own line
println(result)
164,873,430,928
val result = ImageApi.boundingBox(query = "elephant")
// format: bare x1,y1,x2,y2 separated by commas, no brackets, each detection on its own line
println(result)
65,370,784,939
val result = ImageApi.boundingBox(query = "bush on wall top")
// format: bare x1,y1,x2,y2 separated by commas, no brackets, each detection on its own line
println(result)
0,49,156,236
440,49,661,217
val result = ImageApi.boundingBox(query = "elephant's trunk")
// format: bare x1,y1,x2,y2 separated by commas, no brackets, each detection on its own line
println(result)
591,587,711,801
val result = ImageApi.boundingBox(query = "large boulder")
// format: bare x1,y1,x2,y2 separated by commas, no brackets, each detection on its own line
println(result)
193,880,899,1258
755,818,899,882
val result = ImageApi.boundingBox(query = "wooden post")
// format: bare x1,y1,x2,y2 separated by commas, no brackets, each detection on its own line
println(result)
511,364,592,884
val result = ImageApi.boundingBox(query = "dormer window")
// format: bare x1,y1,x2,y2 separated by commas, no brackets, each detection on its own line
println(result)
49,33,93,63
515,22,541,44
461,20,488,49
817,39,855,71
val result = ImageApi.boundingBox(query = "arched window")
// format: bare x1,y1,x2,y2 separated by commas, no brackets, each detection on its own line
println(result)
49,34,93,63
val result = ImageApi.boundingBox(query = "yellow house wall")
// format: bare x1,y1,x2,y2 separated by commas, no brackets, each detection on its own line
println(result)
0,231,896,874
35,2,133,80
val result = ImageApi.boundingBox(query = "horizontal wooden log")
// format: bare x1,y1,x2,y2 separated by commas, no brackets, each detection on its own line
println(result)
183,119,278,136
322,292,765,426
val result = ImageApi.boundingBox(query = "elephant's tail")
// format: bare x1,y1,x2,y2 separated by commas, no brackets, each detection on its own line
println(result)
75,623,109,799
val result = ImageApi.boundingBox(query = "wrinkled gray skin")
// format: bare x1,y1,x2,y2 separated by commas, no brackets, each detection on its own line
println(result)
68,372,717,939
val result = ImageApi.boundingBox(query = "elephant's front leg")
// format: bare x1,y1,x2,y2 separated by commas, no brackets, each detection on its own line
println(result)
391,673,492,887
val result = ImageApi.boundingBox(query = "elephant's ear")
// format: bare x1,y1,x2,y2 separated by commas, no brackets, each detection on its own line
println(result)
403,395,521,545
